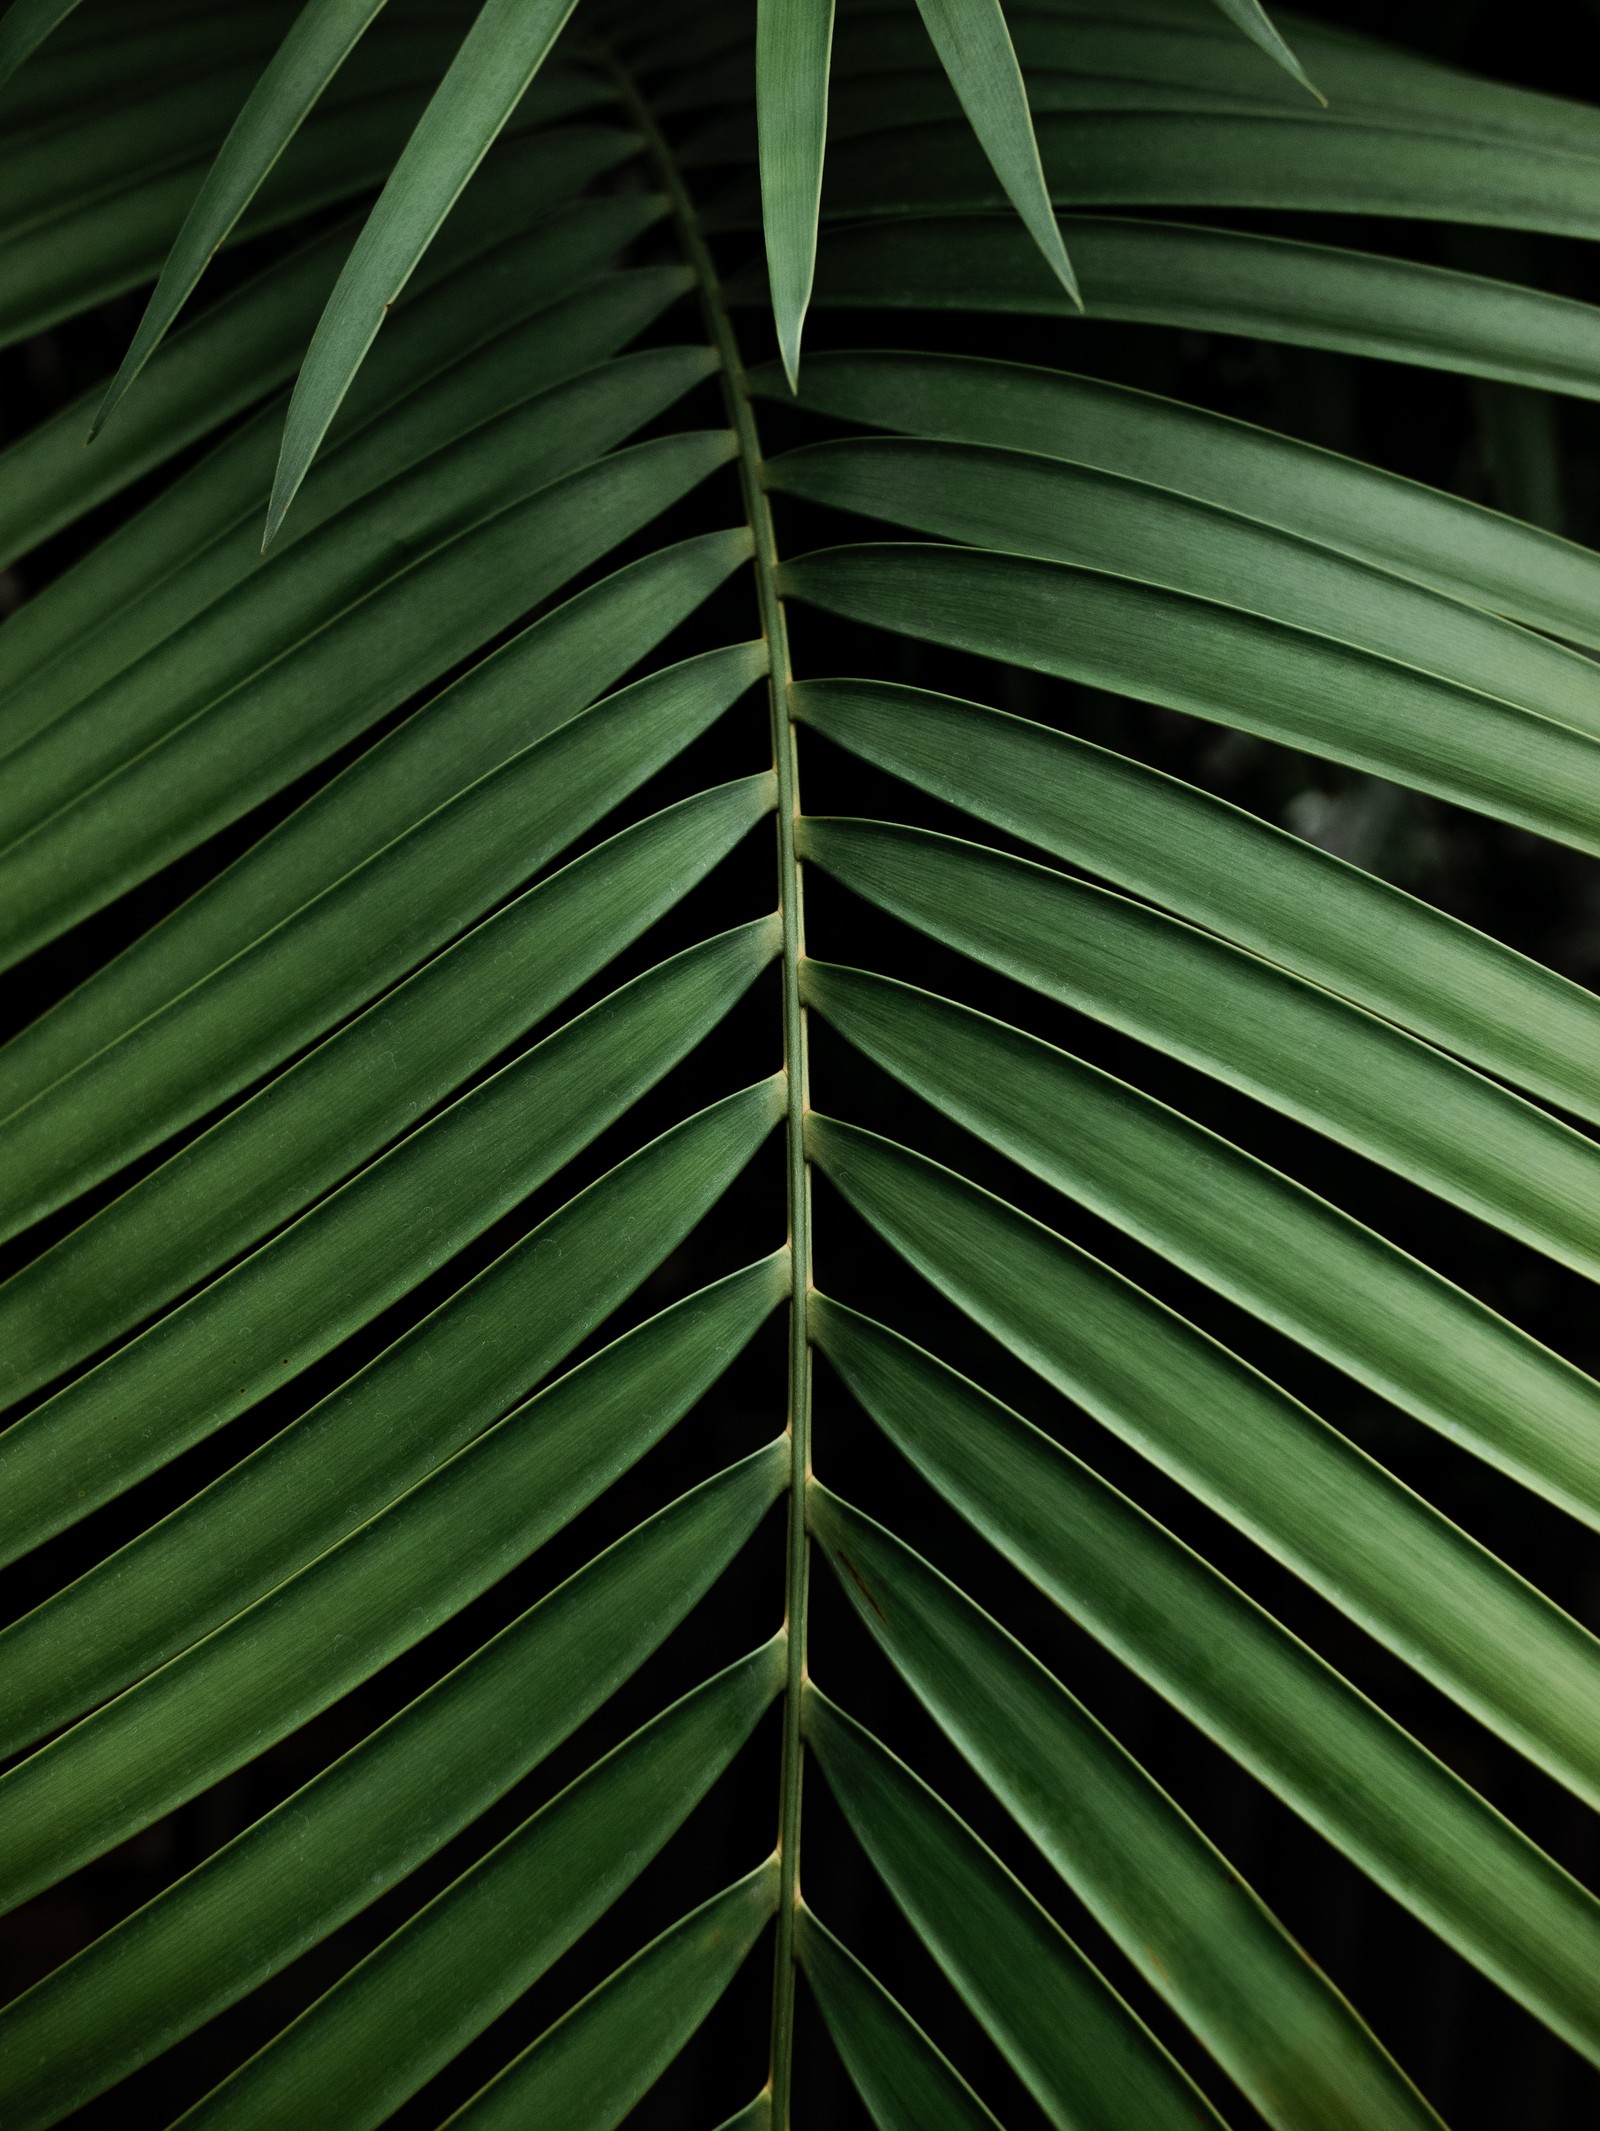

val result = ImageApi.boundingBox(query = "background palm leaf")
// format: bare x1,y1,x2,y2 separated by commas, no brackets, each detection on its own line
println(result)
2,0,1600,2125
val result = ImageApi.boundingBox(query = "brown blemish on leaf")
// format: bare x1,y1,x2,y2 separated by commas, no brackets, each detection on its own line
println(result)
834,1547,886,1623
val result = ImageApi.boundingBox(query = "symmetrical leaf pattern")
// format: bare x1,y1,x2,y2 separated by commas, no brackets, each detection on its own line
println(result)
1,1,1599,2125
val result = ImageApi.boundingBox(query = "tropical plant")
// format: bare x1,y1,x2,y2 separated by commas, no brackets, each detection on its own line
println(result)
3,0,1600,2124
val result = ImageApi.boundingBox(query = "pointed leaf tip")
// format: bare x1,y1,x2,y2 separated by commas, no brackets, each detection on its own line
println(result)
758,0,835,409
912,0,1082,315
779,331,804,395
264,0,585,544
1207,0,1324,104
1049,235,1084,314
262,462,298,551
91,360,140,449
91,0,393,444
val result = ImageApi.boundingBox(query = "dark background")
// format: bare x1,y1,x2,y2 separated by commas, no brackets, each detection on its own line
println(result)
4,2,1600,2124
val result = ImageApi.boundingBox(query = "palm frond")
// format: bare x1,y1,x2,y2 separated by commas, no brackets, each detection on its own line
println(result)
3,3,1600,2127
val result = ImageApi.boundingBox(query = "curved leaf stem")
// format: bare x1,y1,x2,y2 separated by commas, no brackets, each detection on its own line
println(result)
610,55,814,2127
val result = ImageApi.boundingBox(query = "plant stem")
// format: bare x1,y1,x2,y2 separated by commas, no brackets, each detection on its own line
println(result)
610,58,813,2129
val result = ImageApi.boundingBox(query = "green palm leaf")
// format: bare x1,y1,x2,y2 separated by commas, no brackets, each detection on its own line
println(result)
809,1485,1438,2129
172,1647,785,2129
4,3,1600,2126
1203,0,1320,99
89,0,395,434
263,0,588,542
755,0,835,386
0,1454,784,2118
442,1866,781,2131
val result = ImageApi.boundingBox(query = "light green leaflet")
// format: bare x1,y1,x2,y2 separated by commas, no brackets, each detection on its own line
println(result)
798,816,1600,1280
769,438,1600,741
444,1866,778,2129
1,215,354,569
173,1644,785,2130
0,1451,784,2123
1,352,717,846
790,678,1600,1126
0,426,737,969
908,0,1078,309
0,527,749,1118
0,51,600,346
811,1297,1600,2064
797,1908,1004,2131
806,1687,1224,2130
0,644,768,1246
811,1485,1440,2130
752,351,1600,651
0,920,780,1586
786,546,1600,851
807,111,1600,242
93,0,394,432
0,129,644,576
266,0,589,541
808,1116,1600,1812
804,958,1600,1523
756,0,834,388
5,250,688,735
769,213,1600,399
0,1084,784,1744
0,1254,789,1911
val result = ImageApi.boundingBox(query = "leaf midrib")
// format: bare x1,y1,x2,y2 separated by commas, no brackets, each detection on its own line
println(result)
609,50,813,2125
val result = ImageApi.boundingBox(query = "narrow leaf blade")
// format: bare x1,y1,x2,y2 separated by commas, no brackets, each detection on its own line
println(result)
812,1485,1440,2131
0,1453,785,2124
806,1688,1223,2129
750,352,1600,650
790,677,1600,1129
808,1115,1600,1811
797,1907,1003,2131
803,959,1600,1526
93,0,392,436
0,920,780,1587
176,1647,785,2131
267,0,588,541
780,545,1600,858
444,1867,779,2129
911,0,1079,304
811,1296,1600,2067
0,528,749,1120
0,1081,784,1742
1207,0,1323,101
757,0,835,386
0,1255,788,1906
797,816,1600,1281
775,214,1600,402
